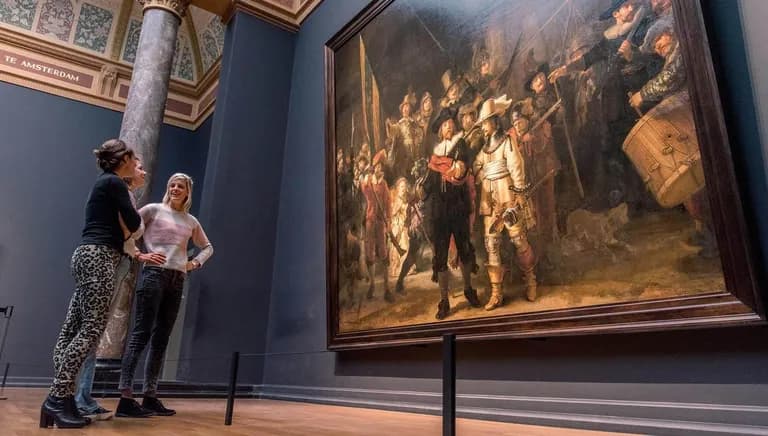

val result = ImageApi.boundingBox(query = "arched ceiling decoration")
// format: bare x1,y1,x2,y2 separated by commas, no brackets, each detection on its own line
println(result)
0,0,321,128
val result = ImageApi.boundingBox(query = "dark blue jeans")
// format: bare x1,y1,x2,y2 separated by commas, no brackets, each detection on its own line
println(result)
118,266,184,396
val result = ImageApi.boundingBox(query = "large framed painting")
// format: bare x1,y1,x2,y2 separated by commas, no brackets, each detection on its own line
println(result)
325,0,764,349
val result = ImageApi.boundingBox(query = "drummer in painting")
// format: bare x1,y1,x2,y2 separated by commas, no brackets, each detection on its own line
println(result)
628,16,684,111
628,16,717,257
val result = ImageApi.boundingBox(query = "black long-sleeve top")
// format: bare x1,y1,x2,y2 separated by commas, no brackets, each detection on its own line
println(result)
80,172,141,253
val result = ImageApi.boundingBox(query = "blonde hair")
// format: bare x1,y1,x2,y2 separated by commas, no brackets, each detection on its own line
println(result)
163,173,193,213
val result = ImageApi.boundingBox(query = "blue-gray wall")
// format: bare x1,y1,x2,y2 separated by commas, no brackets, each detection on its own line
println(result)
4,0,768,433
261,1,768,434
0,80,212,382
178,11,295,385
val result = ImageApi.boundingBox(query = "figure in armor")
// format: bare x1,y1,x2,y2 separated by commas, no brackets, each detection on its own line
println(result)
467,46,500,106
414,92,434,157
386,92,421,182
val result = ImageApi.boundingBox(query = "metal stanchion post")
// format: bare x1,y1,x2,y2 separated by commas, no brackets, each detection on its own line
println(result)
0,362,9,400
225,351,240,425
442,334,456,436
0,306,13,401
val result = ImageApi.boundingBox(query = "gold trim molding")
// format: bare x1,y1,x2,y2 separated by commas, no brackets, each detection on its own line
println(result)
223,0,324,32
0,26,217,130
140,0,192,20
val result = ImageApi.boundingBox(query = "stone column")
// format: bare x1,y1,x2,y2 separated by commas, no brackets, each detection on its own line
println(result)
96,0,190,366
120,0,190,205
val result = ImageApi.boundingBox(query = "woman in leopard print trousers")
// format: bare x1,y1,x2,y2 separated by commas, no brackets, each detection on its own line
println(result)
40,139,142,429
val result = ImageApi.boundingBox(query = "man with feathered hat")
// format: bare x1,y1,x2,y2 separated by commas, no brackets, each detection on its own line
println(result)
417,107,481,320
473,96,538,309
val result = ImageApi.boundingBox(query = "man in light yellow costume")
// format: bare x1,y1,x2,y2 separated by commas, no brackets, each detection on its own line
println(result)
473,96,538,309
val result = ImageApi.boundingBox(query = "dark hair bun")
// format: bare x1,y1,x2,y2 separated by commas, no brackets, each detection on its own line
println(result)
93,139,134,172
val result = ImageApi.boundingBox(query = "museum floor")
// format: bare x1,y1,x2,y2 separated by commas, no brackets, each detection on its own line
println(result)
1,388,634,435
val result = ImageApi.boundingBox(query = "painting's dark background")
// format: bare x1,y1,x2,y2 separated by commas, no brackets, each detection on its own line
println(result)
336,0,614,152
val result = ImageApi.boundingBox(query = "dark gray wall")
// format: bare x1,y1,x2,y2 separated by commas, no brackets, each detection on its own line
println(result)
0,80,212,383
262,0,768,434
178,11,295,385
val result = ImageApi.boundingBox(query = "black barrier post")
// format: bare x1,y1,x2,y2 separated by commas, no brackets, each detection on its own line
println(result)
442,334,456,436
0,306,12,401
224,351,239,425
0,362,8,400
0,306,13,383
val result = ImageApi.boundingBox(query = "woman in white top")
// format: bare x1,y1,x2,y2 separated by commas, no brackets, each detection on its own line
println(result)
116,173,213,417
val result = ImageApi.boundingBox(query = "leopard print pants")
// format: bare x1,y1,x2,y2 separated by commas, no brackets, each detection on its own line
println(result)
50,244,120,397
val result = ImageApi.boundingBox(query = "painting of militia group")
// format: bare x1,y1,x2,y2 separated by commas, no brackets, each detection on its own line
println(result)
333,0,724,332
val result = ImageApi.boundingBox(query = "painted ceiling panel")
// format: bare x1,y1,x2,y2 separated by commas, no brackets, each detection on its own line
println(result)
0,0,323,83
0,0,221,84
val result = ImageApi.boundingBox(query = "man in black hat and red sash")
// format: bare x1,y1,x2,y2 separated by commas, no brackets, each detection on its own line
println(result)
417,107,481,320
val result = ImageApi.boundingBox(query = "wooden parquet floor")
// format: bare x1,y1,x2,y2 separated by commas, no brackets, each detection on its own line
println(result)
0,388,634,435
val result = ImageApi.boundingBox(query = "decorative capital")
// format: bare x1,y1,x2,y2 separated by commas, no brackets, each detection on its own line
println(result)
139,0,191,19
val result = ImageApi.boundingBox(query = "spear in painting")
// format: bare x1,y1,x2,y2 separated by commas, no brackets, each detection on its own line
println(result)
404,0,474,101
553,0,585,199
350,113,356,155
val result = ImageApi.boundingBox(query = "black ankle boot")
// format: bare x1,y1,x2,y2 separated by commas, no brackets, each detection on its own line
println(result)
115,397,155,418
40,394,87,428
435,298,450,320
142,396,176,416
464,287,481,308
384,289,395,303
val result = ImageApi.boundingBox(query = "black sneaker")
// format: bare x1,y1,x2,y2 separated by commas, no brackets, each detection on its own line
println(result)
142,396,176,416
115,397,154,418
